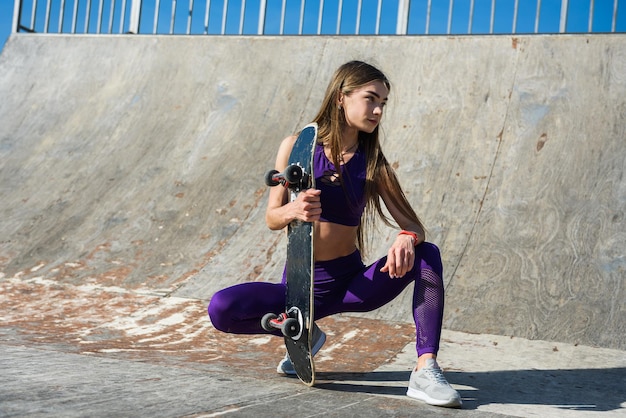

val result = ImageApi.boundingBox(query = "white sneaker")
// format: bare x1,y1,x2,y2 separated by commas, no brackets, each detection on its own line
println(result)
406,359,462,408
277,323,326,375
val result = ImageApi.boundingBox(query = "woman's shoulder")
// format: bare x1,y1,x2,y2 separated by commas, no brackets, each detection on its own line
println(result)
273,134,300,169
276,134,298,154
279,134,298,147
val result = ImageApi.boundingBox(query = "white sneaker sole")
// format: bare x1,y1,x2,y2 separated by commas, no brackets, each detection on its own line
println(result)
407,387,462,408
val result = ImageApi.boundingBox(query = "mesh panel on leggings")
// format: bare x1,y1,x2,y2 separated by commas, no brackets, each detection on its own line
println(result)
414,268,444,355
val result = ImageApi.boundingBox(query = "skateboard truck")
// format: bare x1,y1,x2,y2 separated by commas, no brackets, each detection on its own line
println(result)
265,164,310,191
261,307,304,340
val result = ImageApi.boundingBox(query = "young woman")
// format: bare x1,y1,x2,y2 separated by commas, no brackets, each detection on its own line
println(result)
208,61,461,408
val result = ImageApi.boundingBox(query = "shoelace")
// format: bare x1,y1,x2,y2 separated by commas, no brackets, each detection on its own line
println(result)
423,367,449,385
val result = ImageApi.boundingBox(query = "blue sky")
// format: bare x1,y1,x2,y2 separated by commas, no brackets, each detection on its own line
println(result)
1,2,13,51
1,0,625,52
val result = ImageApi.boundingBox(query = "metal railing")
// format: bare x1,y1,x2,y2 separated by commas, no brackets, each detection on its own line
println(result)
13,0,624,36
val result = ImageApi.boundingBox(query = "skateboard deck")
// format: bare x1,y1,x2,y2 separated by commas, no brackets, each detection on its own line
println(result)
261,123,317,386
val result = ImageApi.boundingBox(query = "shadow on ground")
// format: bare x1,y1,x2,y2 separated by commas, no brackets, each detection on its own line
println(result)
316,368,626,412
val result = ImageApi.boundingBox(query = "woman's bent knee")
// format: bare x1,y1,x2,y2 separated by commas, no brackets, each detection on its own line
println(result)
207,289,232,333
416,242,443,274
418,242,440,257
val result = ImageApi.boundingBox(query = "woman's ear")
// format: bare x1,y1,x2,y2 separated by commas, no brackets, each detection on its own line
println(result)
337,91,344,108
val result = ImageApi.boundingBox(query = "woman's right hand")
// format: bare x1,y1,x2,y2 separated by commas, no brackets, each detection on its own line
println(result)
291,188,322,223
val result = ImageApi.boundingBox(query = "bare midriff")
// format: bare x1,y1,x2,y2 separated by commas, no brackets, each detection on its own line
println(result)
314,221,358,261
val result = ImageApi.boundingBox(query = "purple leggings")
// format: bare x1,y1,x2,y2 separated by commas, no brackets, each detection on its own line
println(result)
208,242,444,356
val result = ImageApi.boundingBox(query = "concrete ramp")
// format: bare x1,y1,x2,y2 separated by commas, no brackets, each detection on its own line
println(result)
1,34,625,351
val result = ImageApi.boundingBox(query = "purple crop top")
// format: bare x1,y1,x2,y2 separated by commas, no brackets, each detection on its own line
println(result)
314,143,367,227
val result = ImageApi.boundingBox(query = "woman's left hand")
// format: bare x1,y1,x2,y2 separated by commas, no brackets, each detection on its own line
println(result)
380,234,415,278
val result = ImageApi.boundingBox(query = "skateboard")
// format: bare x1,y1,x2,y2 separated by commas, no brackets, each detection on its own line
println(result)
261,123,317,386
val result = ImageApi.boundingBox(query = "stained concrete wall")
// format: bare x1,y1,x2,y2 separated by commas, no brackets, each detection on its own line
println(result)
0,34,624,349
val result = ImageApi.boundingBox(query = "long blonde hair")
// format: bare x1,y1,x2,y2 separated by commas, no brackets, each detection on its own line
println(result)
311,61,425,255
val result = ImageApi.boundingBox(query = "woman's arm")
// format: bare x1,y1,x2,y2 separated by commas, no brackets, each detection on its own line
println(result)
378,187,425,278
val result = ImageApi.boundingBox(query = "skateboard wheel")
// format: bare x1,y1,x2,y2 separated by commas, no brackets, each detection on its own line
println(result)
265,170,281,187
284,164,303,184
261,313,278,332
282,317,300,338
